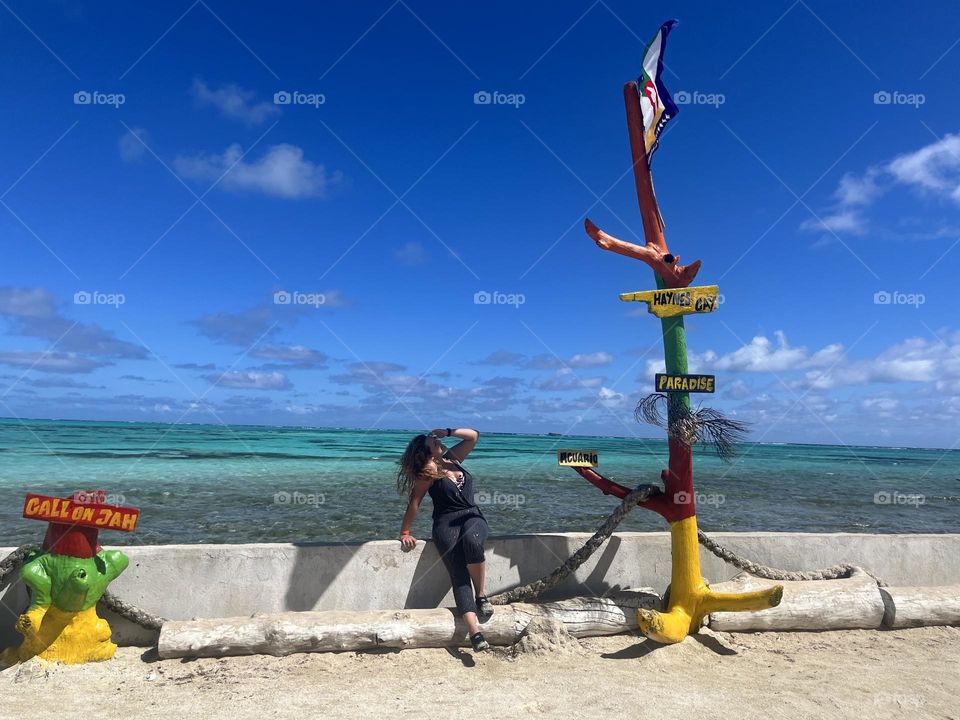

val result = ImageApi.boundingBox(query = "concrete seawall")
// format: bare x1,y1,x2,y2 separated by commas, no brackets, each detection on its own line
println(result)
3,532,959,648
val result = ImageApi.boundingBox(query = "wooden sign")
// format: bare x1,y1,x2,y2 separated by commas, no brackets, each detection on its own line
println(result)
656,373,715,393
23,493,140,532
557,449,599,467
619,285,719,318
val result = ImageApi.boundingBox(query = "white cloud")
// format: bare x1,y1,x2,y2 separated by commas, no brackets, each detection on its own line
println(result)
598,386,626,409
712,331,809,373
804,134,960,236
0,287,56,317
395,241,426,265
835,167,883,206
568,351,614,368
802,336,940,390
251,344,327,367
0,351,105,373
191,79,280,125
206,370,292,390
888,133,960,201
119,127,150,163
641,330,956,392
799,210,865,235
175,144,341,198
535,371,604,391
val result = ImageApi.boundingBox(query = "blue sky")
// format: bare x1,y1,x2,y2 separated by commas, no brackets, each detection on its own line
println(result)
1,0,959,447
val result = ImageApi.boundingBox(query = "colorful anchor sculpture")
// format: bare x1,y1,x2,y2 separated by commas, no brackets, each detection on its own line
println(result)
1,490,140,665
567,24,782,644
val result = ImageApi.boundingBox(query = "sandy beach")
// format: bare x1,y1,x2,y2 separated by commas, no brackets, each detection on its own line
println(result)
2,626,957,720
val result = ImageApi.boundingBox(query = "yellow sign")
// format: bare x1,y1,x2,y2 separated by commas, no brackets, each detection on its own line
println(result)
619,285,719,318
23,493,140,532
557,449,599,467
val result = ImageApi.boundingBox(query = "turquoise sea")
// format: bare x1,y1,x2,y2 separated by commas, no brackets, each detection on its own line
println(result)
1,419,958,547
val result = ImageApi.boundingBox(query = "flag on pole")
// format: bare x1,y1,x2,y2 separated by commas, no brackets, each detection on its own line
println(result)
638,19,679,164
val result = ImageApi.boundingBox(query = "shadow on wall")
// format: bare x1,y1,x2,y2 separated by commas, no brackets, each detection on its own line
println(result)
512,533,630,601
283,541,366,612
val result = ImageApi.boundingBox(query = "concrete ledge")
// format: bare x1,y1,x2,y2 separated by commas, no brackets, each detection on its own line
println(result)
2,532,959,648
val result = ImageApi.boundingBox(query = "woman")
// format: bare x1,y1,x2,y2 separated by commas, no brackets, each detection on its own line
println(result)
397,426,494,652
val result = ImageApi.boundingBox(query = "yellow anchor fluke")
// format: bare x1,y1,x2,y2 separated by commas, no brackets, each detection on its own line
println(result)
619,285,720,318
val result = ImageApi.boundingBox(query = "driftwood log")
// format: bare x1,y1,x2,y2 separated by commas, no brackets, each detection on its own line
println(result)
157,590,660,659
880,585,960,629
708,569,885,632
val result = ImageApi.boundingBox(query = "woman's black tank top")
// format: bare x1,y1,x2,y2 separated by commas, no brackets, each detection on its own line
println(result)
427,456,479,519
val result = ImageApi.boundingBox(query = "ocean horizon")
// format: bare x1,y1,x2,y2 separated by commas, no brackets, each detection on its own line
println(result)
1,418,958,547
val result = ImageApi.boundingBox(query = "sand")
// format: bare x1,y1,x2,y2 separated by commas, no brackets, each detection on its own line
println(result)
2,626,958,720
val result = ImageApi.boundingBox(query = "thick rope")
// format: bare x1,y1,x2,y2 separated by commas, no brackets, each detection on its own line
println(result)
0,545,38,587
489,485,887,605
696,530,886,586
99,590,166,631
489,483,660,605
0,545,167,631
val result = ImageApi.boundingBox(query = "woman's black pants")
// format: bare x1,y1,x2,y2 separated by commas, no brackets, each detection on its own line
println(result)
432,509,489,616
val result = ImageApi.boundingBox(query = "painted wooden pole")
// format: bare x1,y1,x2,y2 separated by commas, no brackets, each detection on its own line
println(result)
580,82,782,644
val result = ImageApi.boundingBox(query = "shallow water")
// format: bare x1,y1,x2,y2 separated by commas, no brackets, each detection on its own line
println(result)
0,419,957,545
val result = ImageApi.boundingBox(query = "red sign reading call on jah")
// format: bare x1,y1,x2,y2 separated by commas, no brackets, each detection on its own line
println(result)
22,492,140,532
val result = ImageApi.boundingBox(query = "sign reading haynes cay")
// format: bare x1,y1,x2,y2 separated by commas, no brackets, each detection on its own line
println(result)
22,492,140,532
557,449,599,467
655,373,715,393
619,285,719,318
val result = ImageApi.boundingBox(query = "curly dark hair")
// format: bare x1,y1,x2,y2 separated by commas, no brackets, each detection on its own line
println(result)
396,434,444,497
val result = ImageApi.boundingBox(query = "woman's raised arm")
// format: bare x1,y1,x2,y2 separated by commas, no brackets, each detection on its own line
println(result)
439,427,480,463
